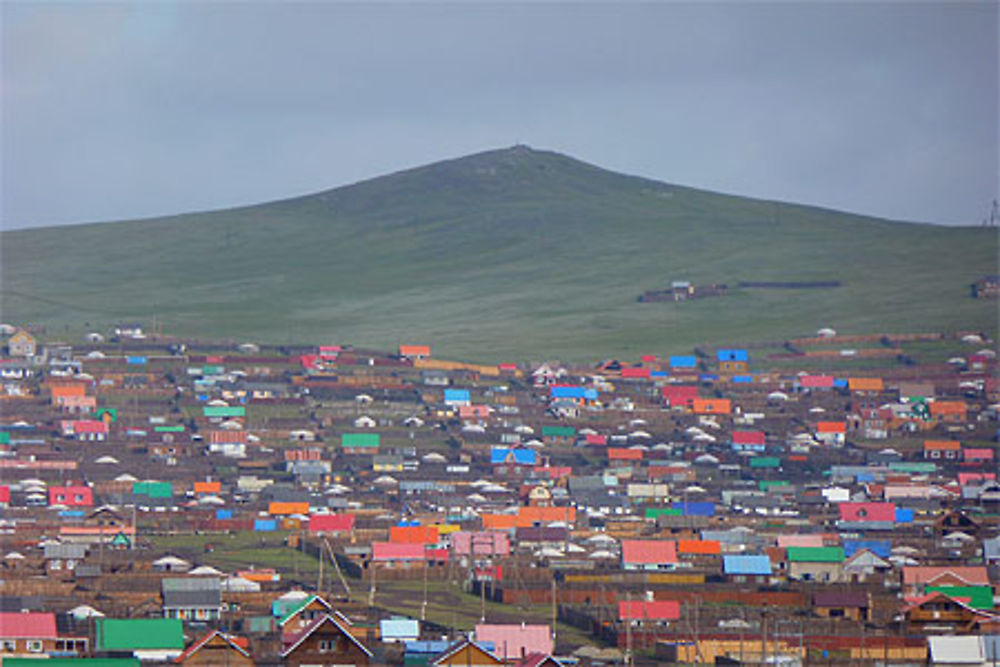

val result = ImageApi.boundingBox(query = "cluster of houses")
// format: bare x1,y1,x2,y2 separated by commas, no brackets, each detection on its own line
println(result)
0,323,998,666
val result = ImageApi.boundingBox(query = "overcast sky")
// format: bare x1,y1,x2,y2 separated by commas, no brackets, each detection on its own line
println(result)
2,1,997,230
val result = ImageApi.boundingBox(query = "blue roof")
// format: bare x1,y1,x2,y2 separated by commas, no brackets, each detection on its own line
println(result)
670,355,698,368
732,375,754,383
380,618,420,638
254,519,277,531
723,554,772,575
673,501,715,517
490,447,537,465
443,389,470,403
895,507,914,523
717,349,749,362
833,379,849,388
651,371,669,378
405,640,452,655
843,539,891,558
550,386,597,400
699,374,719,382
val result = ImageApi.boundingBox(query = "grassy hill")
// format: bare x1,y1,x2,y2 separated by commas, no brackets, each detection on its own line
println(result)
2,145,996,362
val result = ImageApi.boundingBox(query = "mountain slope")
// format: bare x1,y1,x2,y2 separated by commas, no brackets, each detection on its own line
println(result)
2,146,996,361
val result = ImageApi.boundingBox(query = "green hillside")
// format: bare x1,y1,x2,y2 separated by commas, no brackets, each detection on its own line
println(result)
2,146,996,362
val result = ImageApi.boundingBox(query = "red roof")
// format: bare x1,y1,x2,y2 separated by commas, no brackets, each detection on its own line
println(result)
0,486,9,503
838,502,896,522
608,447,642,461
964,448,994,461
308,514,355,533
661,385,698,406
816,421,846,433
585,434,607,446
800,375,835,388
621,540,677,565
732,431,765,445
372,542,426,561
72,420,108,434
621,367,651,379
0,612,58,638
618,600,681,621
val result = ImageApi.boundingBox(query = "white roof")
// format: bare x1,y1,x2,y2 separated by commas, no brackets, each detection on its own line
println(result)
94,455,119,464
928,636,984,664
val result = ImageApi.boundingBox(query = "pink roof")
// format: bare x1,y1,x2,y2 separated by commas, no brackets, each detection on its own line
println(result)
0,612,58,638
72,420,108,434
964,448,995,461
838,502,896,522
959,472,996,486
732,431,765,445
0,486,9,503
475,624,552,659
800,375,835,388
372,542,425,561
618,599,681,621
585,434,607,446
903,566,990,587
308,514,355,533
621,540,677,565
777,535,825,548
451,531,510,556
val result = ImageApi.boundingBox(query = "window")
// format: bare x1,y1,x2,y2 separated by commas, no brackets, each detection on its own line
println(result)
319,639,338,653
27,640,43,653
2,640,16,651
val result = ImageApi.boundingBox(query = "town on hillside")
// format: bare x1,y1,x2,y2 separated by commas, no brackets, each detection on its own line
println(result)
0,322,998,666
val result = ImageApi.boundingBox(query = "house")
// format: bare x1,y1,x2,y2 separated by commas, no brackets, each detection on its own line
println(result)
7,330,37,357
928,636,988,666
902,566,990,596
618,600,681,626
491,447,537,476
309,513,355,535
61,419,108,441
281,614,372,667
812,591,870,621
903,591,989,634
341,433,380,454
444,389,471,407
48,485,94,507
692,398,730,415
115,322,145,339
815,421,846,446
174,630,254,667
717,349,749,373
786,546,845,582
796,374,835,392
848,377,884,395
43,543,88,574
937,510,981,538
932,401,968,423
972,275,1000,298
843,548,893,582
621,540,677,571
380,618,420,643
94,618,185,662
722,554,773,583
399,345,431,360
661,385,698,410
0,612,75,657
474,624,552,661
162,577,222,621
925,440,962,460
731,430,765,452
432,639,504,666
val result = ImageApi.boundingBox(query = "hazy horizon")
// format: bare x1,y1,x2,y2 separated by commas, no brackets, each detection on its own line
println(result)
3,2,997,230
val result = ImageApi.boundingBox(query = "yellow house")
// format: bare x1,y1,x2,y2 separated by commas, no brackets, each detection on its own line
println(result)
7,329,37,357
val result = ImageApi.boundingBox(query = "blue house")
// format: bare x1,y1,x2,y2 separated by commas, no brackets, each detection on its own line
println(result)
672,501,715,517
490,447,537,477
443,389,471,406
717,349,749,373
670,355,698,369
723,554,772,581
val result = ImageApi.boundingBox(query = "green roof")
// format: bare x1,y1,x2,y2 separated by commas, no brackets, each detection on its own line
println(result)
786,546,844,563
759,480,789,490
4,661,139,667
889,462,937,473
132,481,172,498
342,433,380,448
645,507,683,518
927,585,994,610
541,426,576,437
0,431,9,445
154,425,185,433
203,365,224,375
95,618,184,651
750,457,781,468
203,406,246,418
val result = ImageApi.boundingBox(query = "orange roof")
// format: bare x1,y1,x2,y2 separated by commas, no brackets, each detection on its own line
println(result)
903,566,989,587
50,383,87,398
194,481,222,494
399,345,431,357
269,501,309,515
924,439,961,451
848,377,884,391
390,525,440,544
482,514,522,530
520,506,576,523
677,539,721,555
816,421,847,433
692,398,731,415
931,401,966,416
608,447,643,461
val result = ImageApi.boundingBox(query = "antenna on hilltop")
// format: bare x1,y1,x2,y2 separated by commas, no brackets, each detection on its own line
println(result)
982,199,998,227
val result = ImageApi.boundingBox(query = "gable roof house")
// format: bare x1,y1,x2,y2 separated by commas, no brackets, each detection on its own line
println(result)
281,614,372,667
161,577,222,621
0,612,71,658
174,630,253,667
474,624,553,661
621,540,678,571
786,546,845,583
432,639,504,666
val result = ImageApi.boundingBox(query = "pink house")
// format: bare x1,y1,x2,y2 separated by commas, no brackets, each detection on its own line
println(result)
451,531,510,556
777,534,825,548
48,485,93,507
798,375,835,389
475,624,552,660
621,540,677,570
838,502,896,523
964,448,995,462
308,514,355,534
618,599,681,622
60,420,108,441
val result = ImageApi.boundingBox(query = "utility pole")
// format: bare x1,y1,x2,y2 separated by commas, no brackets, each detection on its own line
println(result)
625,591,633,667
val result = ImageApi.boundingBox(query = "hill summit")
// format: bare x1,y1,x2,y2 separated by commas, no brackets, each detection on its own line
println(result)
1,146,996,361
